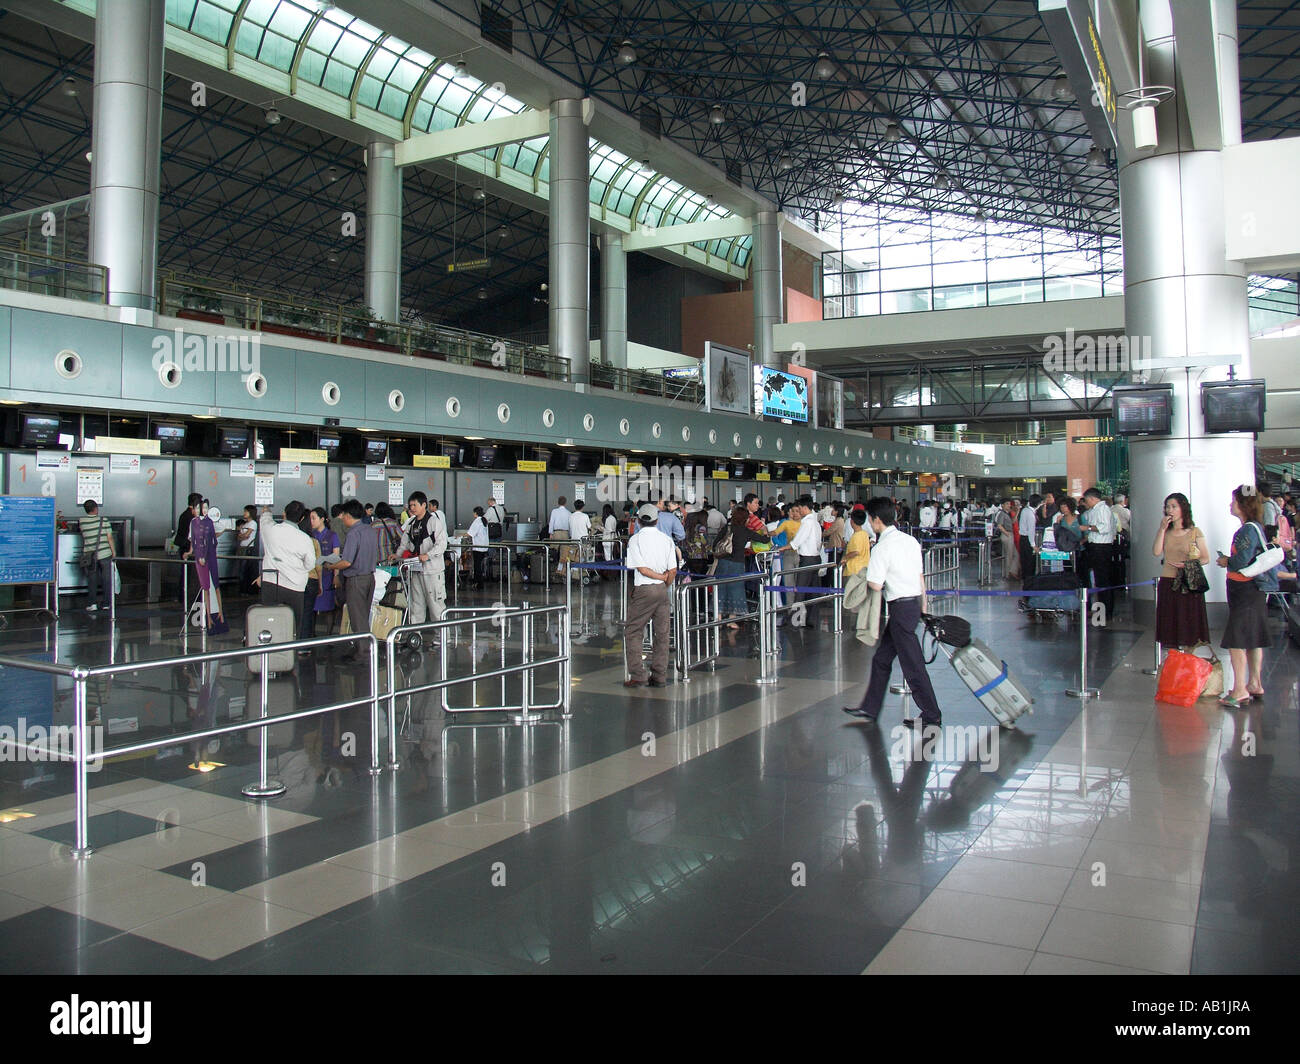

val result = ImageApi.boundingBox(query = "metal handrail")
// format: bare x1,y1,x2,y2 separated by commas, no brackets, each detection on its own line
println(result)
0,244,108,304
756,561,844,685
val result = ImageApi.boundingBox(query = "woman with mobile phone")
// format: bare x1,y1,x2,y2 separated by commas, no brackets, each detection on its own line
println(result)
1151,493,1210,650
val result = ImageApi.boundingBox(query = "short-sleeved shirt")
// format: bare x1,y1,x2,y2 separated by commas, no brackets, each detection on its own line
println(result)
548,506,570,535
1018,506,1037,541
625,525,677,586
864,525,924,601
569,510,592,540
844,528,871,577
1083,502,1115,544
340,520,379,578
656,510,686,542
79,514,114,560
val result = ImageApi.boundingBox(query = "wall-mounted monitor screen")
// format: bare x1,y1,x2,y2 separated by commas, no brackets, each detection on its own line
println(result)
1202,380,1265,434
754,366,810,423
20,414,62,448
154,423,187,454
1113,385,1174,437
317,432,341,458
476,446,498,469
216,426,249,457
364,438,389,464
563,451,582,472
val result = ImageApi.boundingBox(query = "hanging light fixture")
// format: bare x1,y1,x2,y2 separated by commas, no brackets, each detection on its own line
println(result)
616,40,637,65
1052,74,1073,101
264,106,281,126
472,187,487,203
813,52,836,79
778,153,793,172
883,122,901,143
934,173,949,190
454,58,469,80
1116,2,1174,152
709,104,725,125
1086,145,1106,169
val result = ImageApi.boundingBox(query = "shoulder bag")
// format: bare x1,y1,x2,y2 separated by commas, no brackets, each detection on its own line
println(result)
1240,522,1284,579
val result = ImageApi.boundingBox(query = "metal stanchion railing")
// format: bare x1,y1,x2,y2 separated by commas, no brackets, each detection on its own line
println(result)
1066,586,1099,699
0,629,381,855
241,628,286,799
753,561,846,686
383,603,570,767
1142,638,1164,677
675,576,725,681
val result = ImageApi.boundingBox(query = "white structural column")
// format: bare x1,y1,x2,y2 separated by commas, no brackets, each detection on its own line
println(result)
1123,0,1252,608
365,136,402,322
599,232,628,370
89,0,164,310
549,99,591,385
752,211,784,367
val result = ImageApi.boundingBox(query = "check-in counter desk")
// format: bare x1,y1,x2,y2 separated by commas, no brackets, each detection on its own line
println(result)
56,517,135,595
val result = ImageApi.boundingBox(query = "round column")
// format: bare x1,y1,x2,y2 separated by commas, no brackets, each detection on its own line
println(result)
549,99,591,385
364,136,402,322
752,211,784,367
599,232,627,369
89,0,164,310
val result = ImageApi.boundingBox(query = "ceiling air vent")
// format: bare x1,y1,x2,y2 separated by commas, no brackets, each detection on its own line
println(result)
639,106,662,138
480,6,514,52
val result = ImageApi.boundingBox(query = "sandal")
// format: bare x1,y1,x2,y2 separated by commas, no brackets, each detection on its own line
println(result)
1217,694,1246,709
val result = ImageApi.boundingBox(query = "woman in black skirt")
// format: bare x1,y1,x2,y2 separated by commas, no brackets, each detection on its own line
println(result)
1216,485,1278,707
1151,493,1210,649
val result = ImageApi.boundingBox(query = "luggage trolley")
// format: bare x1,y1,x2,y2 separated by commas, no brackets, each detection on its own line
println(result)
1021,549,1080,625
381,559,426,651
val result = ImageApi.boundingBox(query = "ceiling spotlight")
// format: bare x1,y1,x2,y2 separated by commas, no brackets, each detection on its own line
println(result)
884,122,901,143
477,288,487,300
934,173,949,190
813,52,836,79
454,59,469,80
496,225,511,240
472,187,487,203
1052,75,1073,101
539,282,548,292
85,150,92,163
62,77,77,98
709,104,725,125
778,153,793,172
1086,145,1106,168
326,165,338,182
616,40,637,65
327,253,338,264
974,209,987,222
264,106,281,125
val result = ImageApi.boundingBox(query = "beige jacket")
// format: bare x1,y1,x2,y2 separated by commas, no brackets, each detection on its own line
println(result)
842,568,882,646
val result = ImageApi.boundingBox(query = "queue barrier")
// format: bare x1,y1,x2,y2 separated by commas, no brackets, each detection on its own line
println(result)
384,602,570,766
755,561,845,686
0,629,382,857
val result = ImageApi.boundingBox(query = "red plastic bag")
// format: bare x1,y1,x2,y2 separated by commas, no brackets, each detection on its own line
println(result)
1155,650,1213,707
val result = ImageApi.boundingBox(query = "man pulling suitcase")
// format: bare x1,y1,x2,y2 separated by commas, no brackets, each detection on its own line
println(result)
843,498,942,734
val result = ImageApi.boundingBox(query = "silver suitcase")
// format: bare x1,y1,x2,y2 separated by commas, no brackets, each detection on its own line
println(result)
949,637,1034,729
245,604,297,675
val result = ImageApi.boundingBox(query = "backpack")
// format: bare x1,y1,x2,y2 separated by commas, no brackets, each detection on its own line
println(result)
485,505,504,541
712,524,734,559
687,521,712,559
1278,513,1294,552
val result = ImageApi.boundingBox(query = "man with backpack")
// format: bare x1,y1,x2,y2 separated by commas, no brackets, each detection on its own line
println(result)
392,491,448,624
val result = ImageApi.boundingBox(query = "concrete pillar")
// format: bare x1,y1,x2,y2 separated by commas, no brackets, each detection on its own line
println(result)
599,232,627,369
89,0,164,310
1123,0,1253,609
364,137,402,322
752,211,784,367
549,99,590,385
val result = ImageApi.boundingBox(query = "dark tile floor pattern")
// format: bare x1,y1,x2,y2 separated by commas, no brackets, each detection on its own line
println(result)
0,575,1296,974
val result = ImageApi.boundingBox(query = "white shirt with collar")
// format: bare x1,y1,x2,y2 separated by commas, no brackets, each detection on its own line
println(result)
864,524,925,601
258,511,318,593
1018,505,1037,540
625,525,677,587
569,509,592,541
468,516,489,550
548,505,571,535
1083,501,1115,544
791,512,823,557
919,504,937,528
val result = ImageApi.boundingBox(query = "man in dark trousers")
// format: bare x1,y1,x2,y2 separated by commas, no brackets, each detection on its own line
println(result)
843,497,942,734
623,503,677,688
327,499,378,660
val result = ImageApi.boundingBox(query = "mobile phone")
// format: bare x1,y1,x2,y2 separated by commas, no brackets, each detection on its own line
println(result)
1216,550,1227,558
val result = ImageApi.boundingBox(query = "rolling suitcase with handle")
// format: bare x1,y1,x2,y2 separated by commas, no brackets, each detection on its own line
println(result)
245,604,297,675
922,613,1034,729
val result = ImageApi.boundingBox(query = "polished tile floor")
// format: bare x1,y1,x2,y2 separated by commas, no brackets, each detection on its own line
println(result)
0,570,1296,974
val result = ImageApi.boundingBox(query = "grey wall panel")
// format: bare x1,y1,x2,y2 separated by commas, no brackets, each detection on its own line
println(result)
215,341,297,414
14,310,123,400
422,371,483,433
364,360,428,428
296,350,369,420
121,323,214,408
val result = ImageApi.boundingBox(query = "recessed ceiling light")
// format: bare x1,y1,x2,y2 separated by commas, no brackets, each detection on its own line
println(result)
813,53,836,79
616,40,637,65
709,104,725,125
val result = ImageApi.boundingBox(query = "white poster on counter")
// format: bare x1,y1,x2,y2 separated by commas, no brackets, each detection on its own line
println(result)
573,482,585,502
76,469,104,505
254,473,274,506
109,454,140,474
387,477,404,506
278,461,301,479
230,459,255,478
37,451,71,470
491,480,505,504
365,465,385,481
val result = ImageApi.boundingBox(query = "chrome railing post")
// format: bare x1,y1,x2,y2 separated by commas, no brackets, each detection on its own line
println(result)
1067,587,1098,700
833,563,844,634
242,629,287,798
367,634,381,776
386,631,400,770
756,575,777,686
71,668,92,858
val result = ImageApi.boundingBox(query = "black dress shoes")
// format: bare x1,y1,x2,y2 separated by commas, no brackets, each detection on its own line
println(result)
841,706,877,722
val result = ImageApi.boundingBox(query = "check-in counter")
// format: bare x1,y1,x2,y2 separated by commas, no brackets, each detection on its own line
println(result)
56,517,134,596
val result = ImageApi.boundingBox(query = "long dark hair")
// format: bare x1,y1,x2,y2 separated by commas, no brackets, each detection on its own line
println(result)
1164,492,1193,530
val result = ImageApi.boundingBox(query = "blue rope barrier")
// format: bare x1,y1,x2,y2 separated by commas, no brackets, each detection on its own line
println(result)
566,561,627,571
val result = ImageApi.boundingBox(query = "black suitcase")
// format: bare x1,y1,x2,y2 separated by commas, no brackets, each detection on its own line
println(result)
1021,571,1080,614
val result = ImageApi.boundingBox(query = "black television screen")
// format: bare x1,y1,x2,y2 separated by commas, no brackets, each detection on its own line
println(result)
476,446,497,469
217,426,249,458
21,414,62,448
562,452,581,472
1114,385,1174,437
732,462,747,479
317,432,341,458
438,441,461,464
1202,380,1265,434
154,423,186,454
364,439,389,465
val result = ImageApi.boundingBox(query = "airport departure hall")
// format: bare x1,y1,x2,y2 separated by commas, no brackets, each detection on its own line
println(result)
0,0,1297,998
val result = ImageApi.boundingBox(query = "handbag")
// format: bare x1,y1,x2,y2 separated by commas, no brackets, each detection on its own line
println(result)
1190,643,1225,698
1173,559,1209,594
1240,522,1284,578
1155,649,1213,707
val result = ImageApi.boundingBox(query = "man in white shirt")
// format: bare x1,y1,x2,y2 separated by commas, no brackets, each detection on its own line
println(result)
623,503,677,687
467,506,490,588
843,497,941,731
786,495,824,627
705,500,727,535
1080,486,1117,620
394,491,448,623
548,495,572,573
568,500,593,578
1018,495,1039,583
258,500,318,633
919,501,937,529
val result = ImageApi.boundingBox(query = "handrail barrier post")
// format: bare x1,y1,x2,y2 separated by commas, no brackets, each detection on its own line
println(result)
367,634,381,776
1066,586,1099,700
386,629,400,770
242,629,287,798
833,562,844,634
511,611,543,724
1142,638,1163,677
756,575,777,686
71,668,92,859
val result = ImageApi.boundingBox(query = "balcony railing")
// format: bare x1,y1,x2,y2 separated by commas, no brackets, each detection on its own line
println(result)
895,425,1068,446
0,246,106,304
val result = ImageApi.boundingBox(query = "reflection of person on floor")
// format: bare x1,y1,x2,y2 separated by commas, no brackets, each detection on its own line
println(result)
857,719,931,868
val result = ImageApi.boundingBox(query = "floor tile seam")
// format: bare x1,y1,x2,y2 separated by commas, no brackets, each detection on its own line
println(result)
1052,899,1202,933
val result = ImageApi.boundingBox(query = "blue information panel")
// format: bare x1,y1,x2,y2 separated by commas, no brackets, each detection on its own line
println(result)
0,496,57,585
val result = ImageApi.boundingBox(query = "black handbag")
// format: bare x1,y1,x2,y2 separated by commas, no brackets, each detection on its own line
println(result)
1174,559,1209,594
